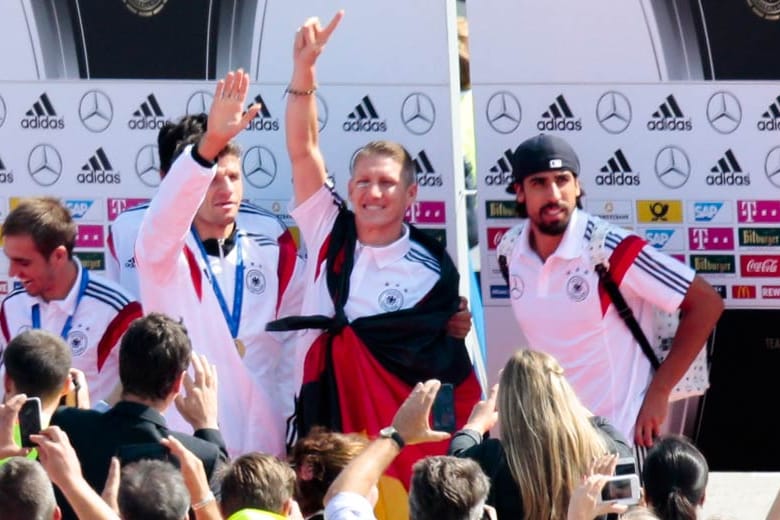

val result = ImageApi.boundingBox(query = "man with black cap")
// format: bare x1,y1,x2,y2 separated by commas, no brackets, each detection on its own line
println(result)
497,134,723,447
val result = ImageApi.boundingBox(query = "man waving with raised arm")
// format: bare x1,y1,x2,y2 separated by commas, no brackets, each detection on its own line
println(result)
136,70,302,457
270,13,480,515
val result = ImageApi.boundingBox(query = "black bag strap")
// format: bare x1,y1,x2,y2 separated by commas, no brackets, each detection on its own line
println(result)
594,263,661,370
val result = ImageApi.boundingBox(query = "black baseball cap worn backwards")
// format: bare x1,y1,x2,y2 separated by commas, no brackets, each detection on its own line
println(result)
506,133,580,194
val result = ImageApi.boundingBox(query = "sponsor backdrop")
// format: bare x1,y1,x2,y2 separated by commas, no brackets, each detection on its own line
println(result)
469,1,780,381
0,0,472,323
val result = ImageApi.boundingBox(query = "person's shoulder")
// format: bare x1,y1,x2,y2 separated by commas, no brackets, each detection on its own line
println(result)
1,285,29,307
51,405,105,430
237,201,288,233
83,273,139,317
590,415,632,456
169,430,222,458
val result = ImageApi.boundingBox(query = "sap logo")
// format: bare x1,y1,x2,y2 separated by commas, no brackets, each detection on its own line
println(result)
693,202,723,222
65,199,95,219
644,229,675,249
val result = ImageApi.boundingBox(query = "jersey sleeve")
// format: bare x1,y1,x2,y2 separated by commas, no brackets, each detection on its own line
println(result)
620,242,695,313
105,228,121,284
136,145,215,283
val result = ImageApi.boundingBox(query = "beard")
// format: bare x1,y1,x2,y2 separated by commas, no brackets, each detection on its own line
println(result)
532,203,571,236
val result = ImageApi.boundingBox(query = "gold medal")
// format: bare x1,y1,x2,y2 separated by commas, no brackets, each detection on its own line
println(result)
234,338,246,358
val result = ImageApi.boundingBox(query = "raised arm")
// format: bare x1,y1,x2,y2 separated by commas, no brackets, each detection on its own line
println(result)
286,12,343,205
136,70,259,280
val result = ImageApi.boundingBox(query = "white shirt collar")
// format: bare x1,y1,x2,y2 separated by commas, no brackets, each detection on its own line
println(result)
517,208,587,261
356,224,411,268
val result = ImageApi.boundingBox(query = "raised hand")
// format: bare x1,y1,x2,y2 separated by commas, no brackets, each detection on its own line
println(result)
199,69,260,161
175,353,219,431
293,11,344,68
392,379,452,445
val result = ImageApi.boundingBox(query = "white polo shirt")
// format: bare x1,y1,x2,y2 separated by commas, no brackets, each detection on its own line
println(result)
290,186,440,369
506,208,694,439
0,259,142,403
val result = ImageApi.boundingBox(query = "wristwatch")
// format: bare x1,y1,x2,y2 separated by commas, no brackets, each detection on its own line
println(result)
379,426,405,449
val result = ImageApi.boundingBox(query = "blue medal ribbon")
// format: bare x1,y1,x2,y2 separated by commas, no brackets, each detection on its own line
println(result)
31,265,90,340
191,227,244,339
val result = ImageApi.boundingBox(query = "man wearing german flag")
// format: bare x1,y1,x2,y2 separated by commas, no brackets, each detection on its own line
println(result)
271,11,481,519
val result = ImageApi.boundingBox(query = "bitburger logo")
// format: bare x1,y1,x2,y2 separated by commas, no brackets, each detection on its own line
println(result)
596,149,640,186
21,93,64,130
647,94,692,131
123,0,168,17
708,149,750,186
128,94,166,130
79,148,121,184
537,94,581,131
343,95,387,132
413,150,442,187
246,94,279,132
0,155,13,184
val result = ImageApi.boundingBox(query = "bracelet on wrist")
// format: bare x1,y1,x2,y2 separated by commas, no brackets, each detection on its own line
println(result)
192,491,216,511
286,84,318,96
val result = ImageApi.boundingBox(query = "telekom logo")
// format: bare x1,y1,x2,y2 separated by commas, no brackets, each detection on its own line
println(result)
688,227,733,251
107,198,148,221
738,200,780,223
404,201,446,224
741,255,780,277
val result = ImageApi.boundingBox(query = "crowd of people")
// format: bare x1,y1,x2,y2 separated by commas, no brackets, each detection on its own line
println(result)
0,10,752,520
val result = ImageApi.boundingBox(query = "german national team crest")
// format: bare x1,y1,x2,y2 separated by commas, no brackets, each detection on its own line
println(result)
67,330,89,357
245,269,266,294
378,288,404,312
566,274,589,302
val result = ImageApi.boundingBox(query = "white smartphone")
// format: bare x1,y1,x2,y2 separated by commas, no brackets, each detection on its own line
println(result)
599,474,641,506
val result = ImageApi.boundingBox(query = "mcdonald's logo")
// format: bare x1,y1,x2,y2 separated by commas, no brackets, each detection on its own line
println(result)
732,285,757,299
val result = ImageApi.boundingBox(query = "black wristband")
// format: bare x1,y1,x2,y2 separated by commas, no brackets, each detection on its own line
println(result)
191,143,217,168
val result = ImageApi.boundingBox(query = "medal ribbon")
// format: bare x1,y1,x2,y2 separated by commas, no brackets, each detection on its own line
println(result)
191,227,244,339
31,265,90,340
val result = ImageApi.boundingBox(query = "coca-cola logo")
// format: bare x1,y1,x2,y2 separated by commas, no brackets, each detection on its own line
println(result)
741,255,780,277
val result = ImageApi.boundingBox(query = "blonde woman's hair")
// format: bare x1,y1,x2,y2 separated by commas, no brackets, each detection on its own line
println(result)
498,349,607,520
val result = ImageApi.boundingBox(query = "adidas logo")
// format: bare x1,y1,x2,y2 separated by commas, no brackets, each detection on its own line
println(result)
78,147,120,184
596,149,639,186
647,94,692,131
413,150,442,187
707,149,749,186
757,95,780,131
21,93,64,129
128,94,166,130
0,155,13,183
342,95,387,132
536,94,582,131
485,149,514,187
246,94,279,132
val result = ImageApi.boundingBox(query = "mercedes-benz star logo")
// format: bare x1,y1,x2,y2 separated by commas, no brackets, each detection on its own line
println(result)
27,144,63,186
485,91,521,134
400,92,436,135
654,146,691,189
242,146,277,189
0,95,6,128
316,92,328,131
596,91,632,134
706,91,741,134
135,144,161,187
79,89,113,132
186,90,213,116
765,145,780,188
